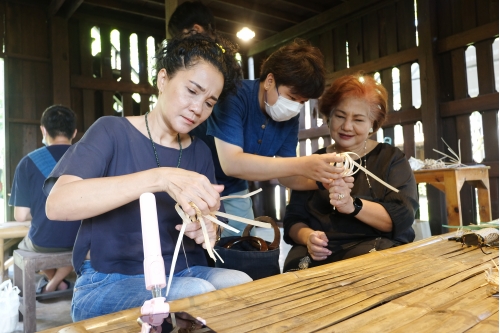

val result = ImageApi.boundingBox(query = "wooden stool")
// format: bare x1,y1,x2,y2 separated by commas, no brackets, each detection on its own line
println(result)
0,222,30,282
13,249,72,333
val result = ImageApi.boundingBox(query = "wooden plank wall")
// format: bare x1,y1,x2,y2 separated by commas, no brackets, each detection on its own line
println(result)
2,1,162,220
4,2,52,221
252,0,499,234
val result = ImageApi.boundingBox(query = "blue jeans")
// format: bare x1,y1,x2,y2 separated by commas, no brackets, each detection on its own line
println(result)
221,189,255,237
71,260,252,321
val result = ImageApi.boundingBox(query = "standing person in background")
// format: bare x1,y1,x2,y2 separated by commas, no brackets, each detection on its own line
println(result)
9,105,80,297
192,39,346,237
168,1,216,38
283,73,419,271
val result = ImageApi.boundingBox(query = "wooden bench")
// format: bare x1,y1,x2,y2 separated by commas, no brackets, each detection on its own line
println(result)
0,221,30,282
13,249,73,333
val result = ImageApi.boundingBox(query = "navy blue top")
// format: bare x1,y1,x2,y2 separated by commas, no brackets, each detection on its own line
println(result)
45,116,216,275
284,143,419,250
9,145,81,248
191,79,300,196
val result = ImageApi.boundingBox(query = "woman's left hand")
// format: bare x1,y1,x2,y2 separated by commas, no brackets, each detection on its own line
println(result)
328,176,355,213
176,216,217,249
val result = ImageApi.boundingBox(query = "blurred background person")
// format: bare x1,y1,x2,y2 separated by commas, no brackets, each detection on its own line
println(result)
9,105,80,296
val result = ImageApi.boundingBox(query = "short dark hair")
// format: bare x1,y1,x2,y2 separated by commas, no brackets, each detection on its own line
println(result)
168,1,215,37
40,105,76,139
153,33,242,102
259,39,326,99
319,72,388,132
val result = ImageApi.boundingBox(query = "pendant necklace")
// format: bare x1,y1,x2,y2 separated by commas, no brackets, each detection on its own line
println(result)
145,111,182,168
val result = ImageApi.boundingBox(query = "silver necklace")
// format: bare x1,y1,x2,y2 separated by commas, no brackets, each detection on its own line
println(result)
145,111,182,168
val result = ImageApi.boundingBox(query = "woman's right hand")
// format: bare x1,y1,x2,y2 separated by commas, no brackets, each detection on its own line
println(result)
160,168,224,217
306,230,332,261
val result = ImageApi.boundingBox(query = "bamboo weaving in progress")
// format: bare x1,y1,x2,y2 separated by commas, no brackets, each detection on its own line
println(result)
42,234,499,333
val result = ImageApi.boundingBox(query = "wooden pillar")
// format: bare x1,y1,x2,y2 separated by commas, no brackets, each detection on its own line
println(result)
165,0,178,39
417,0,446,235
50,17,71,106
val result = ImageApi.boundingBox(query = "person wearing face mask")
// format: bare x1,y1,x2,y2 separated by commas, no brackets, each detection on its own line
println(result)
9,105,80,298
192,39,345,236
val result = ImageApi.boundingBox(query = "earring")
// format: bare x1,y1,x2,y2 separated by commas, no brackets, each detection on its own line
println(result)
369,127,373,133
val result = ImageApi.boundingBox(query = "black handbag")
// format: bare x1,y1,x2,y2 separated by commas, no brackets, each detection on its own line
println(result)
214,216,281,280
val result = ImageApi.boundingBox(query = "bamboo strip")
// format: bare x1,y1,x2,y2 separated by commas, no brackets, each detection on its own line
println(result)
426,297,499,333
462,311,499,333
350,275,487,332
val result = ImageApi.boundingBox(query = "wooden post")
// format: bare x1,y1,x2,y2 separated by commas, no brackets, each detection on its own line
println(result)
50,17,71,106
417,0,446,235
165,0,178,39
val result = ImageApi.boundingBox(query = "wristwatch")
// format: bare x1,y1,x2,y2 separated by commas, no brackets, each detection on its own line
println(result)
347,197,363,217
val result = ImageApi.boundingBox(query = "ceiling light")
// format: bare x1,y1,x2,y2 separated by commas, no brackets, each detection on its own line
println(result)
237,27,255,41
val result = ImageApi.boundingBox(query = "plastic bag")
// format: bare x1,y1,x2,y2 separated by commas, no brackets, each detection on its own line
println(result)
0,279,20,333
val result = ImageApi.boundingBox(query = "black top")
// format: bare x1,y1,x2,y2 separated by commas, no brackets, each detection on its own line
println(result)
283,143,419,252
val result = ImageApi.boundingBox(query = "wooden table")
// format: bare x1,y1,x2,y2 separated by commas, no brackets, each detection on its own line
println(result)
41,235,499,333
414,166,492,227
0,221,30,282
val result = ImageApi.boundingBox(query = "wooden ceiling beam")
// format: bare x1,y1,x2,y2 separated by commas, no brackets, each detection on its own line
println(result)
48,0,66,17
272,0,323,15
209,0,301,25
248,0,394,56
84,0,165,20
63,0,84,20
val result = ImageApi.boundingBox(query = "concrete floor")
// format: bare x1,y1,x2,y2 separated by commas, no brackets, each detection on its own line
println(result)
6,227,291,333
7,267,75,333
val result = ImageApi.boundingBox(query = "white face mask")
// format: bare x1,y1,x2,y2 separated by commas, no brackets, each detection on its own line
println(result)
265,90,302,122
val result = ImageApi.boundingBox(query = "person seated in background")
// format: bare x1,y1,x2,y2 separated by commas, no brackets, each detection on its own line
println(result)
168,1,216,38
44,33,252,322
192,39,346,237
9,105,80,296
283,73,419,272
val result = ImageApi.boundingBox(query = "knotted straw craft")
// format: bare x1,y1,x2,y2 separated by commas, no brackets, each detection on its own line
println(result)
167,189,268,297
334,151,399,193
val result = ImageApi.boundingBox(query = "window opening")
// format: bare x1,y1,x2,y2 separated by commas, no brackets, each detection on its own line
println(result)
414,0,419,46
346,41,350,68
318,137,324,150
411,63,421,108
0,59,5,222
110,29,121,71
130,33,140,84
392,67,401,111
113,93,123,116
394,125,403,151
305,138,312,156
493,38,499,92
149,95,158,112
465,45,479,98
376,128,384,143
418,183,428,220
414,121,424,160
470,111,484,163
374,72,381,84
304,100,311,129
235,52,242,66
147,36,156,86
275,185,281,221
91,26,101,56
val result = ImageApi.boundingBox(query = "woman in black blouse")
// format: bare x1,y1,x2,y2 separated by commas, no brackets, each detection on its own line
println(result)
283,72,419,271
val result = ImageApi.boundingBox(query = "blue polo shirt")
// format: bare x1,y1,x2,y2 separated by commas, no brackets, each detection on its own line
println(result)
192,79,299,196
